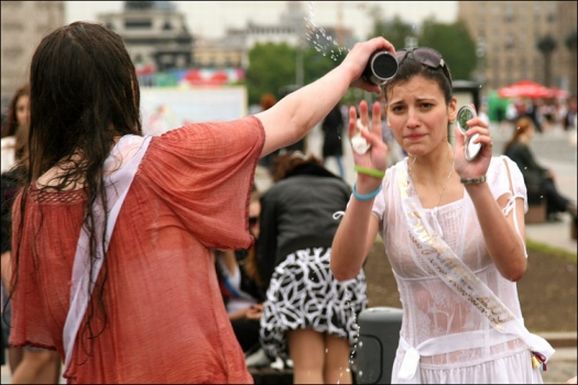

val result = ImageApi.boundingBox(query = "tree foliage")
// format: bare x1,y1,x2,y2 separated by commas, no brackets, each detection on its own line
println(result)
245,43,295,106
245,17,480,105
565,30,577,51
368,14,477,81
537,34,557,55
245,43,337,106
536,34,558,86
370,15,415,49
418,19,477,81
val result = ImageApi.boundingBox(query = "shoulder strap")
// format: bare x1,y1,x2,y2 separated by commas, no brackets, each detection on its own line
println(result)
502,156,515,196
500,157,525,244
62,135,152,371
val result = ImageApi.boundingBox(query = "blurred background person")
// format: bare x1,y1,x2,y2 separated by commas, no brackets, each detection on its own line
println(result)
1,85,29,173
1,84,62,384
563,95,577,132
504,116,577,221
215,187,267,356
321,102,345,179
258,152,367,384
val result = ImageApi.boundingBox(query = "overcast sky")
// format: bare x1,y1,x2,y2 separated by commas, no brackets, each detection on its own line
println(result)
66,1,458,41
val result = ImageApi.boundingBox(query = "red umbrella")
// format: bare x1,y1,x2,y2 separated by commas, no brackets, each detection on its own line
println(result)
136,64,156,76
209,70,229,85
546,87,569,99
184,69,203,84
498,80,551,99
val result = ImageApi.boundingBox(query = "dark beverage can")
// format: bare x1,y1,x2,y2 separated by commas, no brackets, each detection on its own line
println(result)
362,51,398,85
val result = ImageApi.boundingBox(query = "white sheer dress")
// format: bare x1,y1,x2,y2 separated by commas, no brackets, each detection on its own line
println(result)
370,155,550,384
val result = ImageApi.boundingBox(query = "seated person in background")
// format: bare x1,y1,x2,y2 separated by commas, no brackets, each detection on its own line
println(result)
215,188,266,354
503,117,577,221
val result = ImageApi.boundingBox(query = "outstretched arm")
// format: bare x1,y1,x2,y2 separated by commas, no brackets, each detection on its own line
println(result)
255,37,394,157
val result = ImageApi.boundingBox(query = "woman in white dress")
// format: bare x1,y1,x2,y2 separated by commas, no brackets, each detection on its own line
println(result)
331,47,554,383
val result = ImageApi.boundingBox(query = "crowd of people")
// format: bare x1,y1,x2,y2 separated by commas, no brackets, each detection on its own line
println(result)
0,19,575,385
505,96,577,134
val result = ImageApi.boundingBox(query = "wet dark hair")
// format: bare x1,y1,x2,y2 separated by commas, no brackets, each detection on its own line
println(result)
382,51,453,104
28,21,142,180
12,22,142,356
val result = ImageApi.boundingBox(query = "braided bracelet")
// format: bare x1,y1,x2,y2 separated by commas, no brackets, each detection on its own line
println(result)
354,165,385,179
352,183,382,201
460,175,487,185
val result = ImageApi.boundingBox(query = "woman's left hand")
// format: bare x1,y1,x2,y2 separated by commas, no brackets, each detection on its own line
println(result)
453,116,493,179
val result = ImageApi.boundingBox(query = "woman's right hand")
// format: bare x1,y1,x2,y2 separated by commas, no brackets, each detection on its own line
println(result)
348,100,389,188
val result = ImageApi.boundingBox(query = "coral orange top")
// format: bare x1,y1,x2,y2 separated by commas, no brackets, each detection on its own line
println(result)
10,116,265,384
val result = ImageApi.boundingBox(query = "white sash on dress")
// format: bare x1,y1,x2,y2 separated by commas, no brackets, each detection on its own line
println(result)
395,159,554,382
62,135,152,371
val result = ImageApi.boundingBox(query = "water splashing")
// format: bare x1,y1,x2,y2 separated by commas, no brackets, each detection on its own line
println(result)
304,1,350,62
343,287,363,381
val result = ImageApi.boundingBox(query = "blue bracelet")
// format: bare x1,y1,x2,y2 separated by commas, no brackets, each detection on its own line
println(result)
352,183,382,201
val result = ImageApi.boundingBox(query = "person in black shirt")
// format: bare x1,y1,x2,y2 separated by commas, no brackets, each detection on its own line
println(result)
504,116,577,220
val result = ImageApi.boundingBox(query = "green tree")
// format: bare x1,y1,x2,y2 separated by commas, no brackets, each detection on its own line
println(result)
536,34,557,86
246,43,296,106
245,43,338,105
418,19,477,81
302,47,340,85
370,15,415,49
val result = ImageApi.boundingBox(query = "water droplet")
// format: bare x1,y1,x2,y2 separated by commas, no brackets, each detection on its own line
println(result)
539,195,544,199
304,1,350,60
358,370,364,377
358,341,363,348
325,348,329,354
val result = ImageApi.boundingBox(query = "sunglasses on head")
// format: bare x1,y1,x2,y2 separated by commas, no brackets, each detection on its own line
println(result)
395,47,452,84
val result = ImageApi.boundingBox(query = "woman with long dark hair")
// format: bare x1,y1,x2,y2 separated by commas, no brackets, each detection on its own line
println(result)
8,21,393,383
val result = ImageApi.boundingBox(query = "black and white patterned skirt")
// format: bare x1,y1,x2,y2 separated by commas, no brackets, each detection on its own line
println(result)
259,247,367,360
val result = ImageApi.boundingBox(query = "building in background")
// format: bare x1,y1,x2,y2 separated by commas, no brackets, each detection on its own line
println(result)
98,1,194,73
0,1,64,112
458,0,577,92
